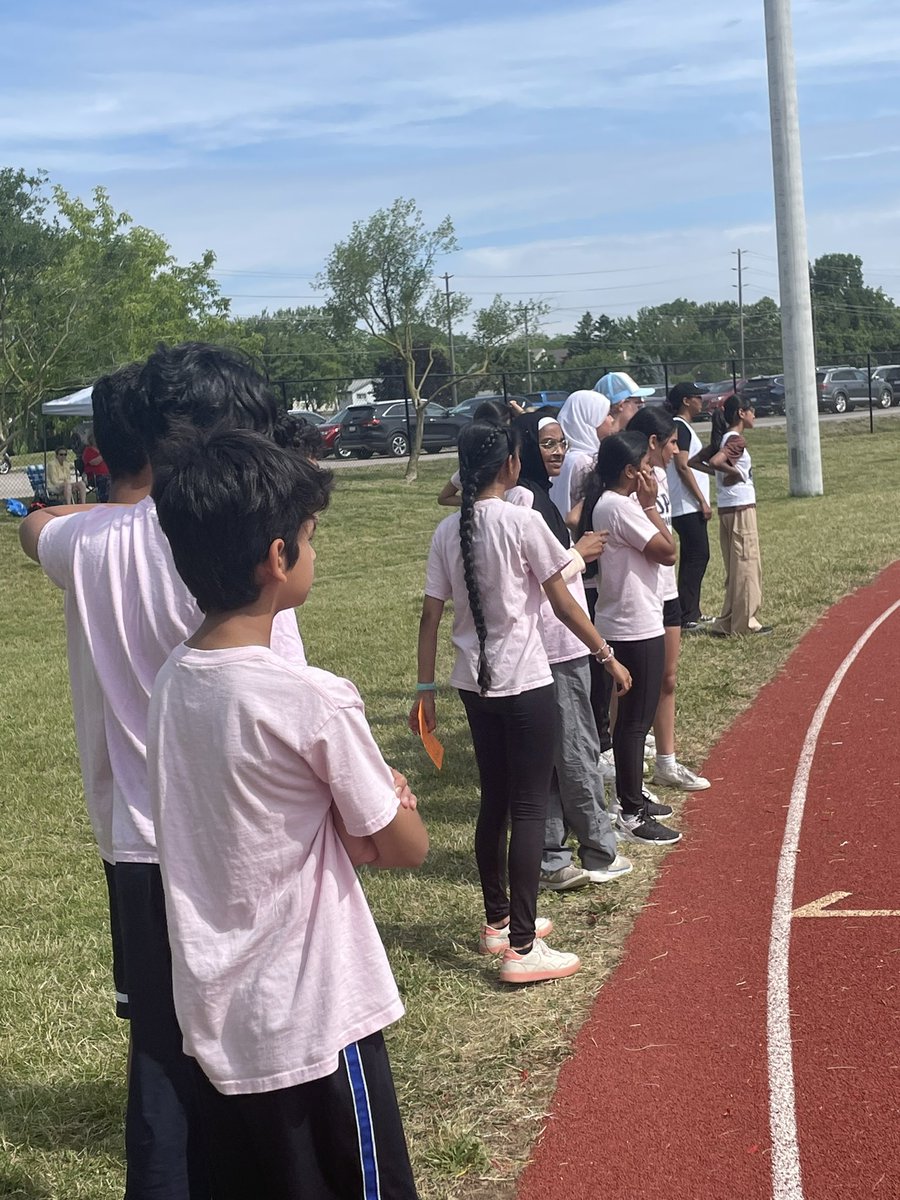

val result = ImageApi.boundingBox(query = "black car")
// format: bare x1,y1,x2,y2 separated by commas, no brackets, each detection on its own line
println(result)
870,365,900,408
446,393,528,419
738,376,785,417
338,400,466,458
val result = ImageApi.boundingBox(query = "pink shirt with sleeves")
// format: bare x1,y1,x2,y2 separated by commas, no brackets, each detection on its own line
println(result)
148,646,404,1094
504,486,589,665
590,490,664,641
424,498,572,696
37,499,306,863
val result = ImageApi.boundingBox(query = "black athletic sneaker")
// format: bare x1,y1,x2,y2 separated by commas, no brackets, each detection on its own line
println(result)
641,789,673,819
616,812,682,845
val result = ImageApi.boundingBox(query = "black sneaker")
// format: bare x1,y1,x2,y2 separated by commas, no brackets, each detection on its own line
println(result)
682,621,702,633
750,625,774,635
640,788,673,819
616,811,682,845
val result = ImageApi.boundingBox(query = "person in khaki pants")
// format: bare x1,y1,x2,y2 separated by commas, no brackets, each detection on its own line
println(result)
690,395,773,637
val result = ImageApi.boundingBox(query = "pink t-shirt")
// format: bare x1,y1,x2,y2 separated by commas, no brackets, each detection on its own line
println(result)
425,498,571,696
505,486,589,665
652,466,678,603
590,490,664,641
37,499,306,863
148,645,404,1095
63,597,115,862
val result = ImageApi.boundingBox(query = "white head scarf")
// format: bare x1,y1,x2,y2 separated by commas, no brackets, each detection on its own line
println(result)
550,389,611,518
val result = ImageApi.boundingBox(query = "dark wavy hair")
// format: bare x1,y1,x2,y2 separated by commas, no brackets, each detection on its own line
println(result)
152,428,333,613
91,361,147,479
577,431,649,540
457,420,521,695
626,405,676,445
473,398,513,426
710,394,750,451
135,342,282,463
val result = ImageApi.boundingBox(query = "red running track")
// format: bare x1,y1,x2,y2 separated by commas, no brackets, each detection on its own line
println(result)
517,561,900,1200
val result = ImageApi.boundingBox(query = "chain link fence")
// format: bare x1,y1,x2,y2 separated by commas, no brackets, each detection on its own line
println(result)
4,353,900,501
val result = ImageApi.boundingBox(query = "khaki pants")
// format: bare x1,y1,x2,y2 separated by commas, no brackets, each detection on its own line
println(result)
712,506,762,635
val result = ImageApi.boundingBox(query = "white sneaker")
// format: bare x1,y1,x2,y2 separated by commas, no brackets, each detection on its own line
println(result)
479,916,553,955
584,854,633,883
498,938,581,984
597,749,617,780
644,733,656,757
539,865,591,892
652,761,711,792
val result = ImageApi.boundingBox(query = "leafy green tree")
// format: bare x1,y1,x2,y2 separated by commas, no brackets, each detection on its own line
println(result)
231,306,368,411
810,253,900,363
0,171,234,446
317,197,466,479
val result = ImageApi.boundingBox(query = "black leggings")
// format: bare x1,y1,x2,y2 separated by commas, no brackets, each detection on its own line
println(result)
609,637,666,816
672,511,711,625
585,588,613,751
459,685,556,948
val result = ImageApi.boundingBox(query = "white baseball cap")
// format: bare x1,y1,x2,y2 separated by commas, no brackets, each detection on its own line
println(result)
594,372,656,405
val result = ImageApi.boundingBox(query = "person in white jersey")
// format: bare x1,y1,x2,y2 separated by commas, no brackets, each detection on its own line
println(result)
18,344,317,1200
627,406,711,793
663,382,713,630
150,428,426,1199
691,395,772,637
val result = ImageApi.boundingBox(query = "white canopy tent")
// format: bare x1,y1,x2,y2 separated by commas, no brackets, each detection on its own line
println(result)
41,385,94,418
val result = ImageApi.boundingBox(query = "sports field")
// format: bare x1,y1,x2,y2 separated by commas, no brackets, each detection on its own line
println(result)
1,419,898,1199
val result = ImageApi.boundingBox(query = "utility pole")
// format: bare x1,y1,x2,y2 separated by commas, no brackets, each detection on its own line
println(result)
442,273,459,407
764,0,823,496
733,249,746,379
523,304,534,393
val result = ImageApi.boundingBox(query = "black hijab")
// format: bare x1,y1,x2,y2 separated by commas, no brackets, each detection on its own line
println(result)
512,410,571,549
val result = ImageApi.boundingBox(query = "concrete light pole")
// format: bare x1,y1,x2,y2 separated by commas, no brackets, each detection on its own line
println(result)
764,0,823,495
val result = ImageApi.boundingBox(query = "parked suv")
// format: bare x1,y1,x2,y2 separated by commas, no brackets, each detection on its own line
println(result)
338,400,465,458
816,366,892,413
870,365,900,407
738,375,786,417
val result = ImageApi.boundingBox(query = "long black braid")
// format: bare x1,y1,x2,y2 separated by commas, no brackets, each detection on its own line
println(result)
457,421,519,696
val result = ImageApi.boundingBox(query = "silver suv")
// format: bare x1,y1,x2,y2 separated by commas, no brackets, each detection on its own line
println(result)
816,366,892,414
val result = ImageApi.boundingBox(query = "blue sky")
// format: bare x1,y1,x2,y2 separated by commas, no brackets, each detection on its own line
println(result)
3,0,900,333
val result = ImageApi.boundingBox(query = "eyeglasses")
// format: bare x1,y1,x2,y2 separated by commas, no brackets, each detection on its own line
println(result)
538,438,568,451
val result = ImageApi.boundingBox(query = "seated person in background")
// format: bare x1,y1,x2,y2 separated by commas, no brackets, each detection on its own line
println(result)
81,432,111,501
46,446,87,504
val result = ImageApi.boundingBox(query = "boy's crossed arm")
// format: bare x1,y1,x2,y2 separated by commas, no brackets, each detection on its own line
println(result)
332,767,427,870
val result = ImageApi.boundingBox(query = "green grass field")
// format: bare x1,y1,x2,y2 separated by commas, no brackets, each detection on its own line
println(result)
1,420,899,1198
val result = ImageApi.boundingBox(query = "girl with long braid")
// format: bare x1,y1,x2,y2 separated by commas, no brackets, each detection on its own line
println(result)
411,421,631,985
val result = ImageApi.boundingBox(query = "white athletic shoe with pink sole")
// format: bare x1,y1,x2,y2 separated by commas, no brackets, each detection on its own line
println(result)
479,917,553,955
498,939,581,984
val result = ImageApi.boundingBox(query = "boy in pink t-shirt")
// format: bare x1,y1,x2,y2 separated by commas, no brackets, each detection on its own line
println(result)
150,428,427,1199
20,345,310,1200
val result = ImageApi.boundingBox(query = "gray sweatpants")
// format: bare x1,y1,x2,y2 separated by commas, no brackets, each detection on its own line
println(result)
542,656,618,873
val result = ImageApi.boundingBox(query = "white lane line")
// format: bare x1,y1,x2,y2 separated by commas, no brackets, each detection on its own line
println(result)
767,597,900,1200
